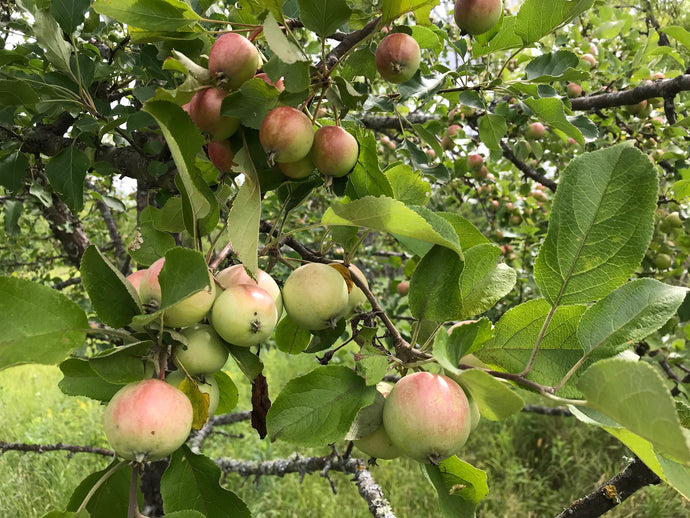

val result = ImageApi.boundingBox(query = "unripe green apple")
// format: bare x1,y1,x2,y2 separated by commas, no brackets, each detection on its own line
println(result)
454,0,503,36
211,284,278,347
346,263,369,314
624,100,648,116
174,324,229,376
188,88,241,141
581,53,597,68
383,372,471,463
139,258,216,328
208,33,261,90
665,212,683,228
353,383,403,460
277,154,315,179
103,379,193,462
654,253,673,270
282,263,349,330
166,370,220,417
311,126,359,178
566,82,582,98
259,106,314,164
375,32,421,84
215,264,283,316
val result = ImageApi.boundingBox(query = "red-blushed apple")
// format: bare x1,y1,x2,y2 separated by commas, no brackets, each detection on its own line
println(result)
139,257,216,328
353,383,403,460
208,33,261,90
174,324,229,376
581,53,597,67
311,126,359,177
255,72,285,91
166,370,220,418
525,122,545,140
454,0,503,36
103,379,193,462
207,140,236,174
382,371,471,463
473,165,489,181
215,264,283,316
259,106,314,164
566,82,582,98
467,153,484,171
126,269,147,292
211,284,278,347
442,124,462,150
188,88,241,141
277,153,315,179
375,32,421,84
396,281,409,296
624,100,647,115
282,262,349,330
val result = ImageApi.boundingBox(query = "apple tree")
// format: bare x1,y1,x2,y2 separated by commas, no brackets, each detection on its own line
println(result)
1,0,690,517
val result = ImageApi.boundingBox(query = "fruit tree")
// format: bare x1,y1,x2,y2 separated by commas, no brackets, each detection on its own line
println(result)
1,0,690,517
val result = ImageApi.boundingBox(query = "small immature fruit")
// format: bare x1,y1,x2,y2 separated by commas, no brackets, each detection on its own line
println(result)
454,0,503,36
624,100,648,116
189,88,241,141
259,106,314,164
215,264,283,316
581,53,597,68
665,212,683,228
375,32,421,84
311,126,359,177
467,153,484,171
354,383,403,460
166,370,220,418
207,140,236,174
211,284,278,347
525,122,545,140
282,262,350,330
654,253,673,270
174,324,229,376
383,372,471,463
396,281,409,296
139,258,216,328
103,379,193,462
566,82,582,98
208,33,261,90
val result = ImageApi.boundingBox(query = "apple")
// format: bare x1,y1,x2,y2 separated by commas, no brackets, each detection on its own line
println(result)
454,0,503,36
624,100,648,116
581,53,597,68
375,32,421,84
353,383,403,460
566,82,582,98
665,212,683,228
442,124,463,150
207,140,236,174
103,379,193,462
259,106,314,164
396,280,409,296
255,72,285,91
174,324,229,376
383,372,471,463
467,153,484,171
345,263,369,314
473,165,489,181
166,370,220,418
277,154,315,179
126,269,147,292
311,126,359,177
282,262,350,330
139,257,216,328
525,122,545,140
188,88,241,141
215,264,283,316
654,253,673,270
208,33,261,90
211,284,278,347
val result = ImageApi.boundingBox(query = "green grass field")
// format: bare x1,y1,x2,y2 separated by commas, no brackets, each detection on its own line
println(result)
1,353,688,517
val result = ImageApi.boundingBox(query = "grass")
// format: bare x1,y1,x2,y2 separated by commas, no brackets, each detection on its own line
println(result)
0,354,688,518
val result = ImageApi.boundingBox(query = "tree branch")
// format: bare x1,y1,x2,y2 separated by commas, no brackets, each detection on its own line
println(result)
0,440,114,457
570,75,690,111
500,141,558,192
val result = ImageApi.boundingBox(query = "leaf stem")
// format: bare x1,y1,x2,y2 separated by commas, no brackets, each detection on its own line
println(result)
520,303,558,376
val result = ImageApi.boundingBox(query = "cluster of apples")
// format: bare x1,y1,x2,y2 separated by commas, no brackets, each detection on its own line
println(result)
353,372,480,464
103,260,370,462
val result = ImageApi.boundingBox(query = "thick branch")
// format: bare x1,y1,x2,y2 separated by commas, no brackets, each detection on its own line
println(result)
0,440,114,457
500,141,557,192
322,17,381,73
43,192,91,268
556,456,661,518
570,75,690,111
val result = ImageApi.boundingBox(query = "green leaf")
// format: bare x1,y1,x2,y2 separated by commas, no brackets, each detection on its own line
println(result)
262,11,305,64
453,369,524,421
475,299,587,396
409,245,464,322
80,246,142,328
159,247,212,310
346,129,394,199
298,0,352,38
381,0,438,24
127,206,177,267
41,511,89,518
213,370,239,414
51,0,91,33
577,279,688,358
263,55,311,93
58,358,123,402
384,163,431,205
227,345,263,381
422,456,488,517
663,26,690,51
163,511,206,518
322,196,463,255
438,213,490,250
221,78,280,130
161,446,251,518
355,342,389,386
515,0,595,44
89,342,154,385
434,318,493,374
577,359,690,464
477,113,507,150
0,151,29,191
0,80,39,107
32,7,74,74
458,244,516,318
46,146,90,213
266,365,376,446
523,97,589,146
67,462,137,517
92,0,200,31
3,200,22,236
524,50,588,82
226,146,261,278
0,276,88,370
143,100,218,238
534,144,657,306
274,315,312,354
